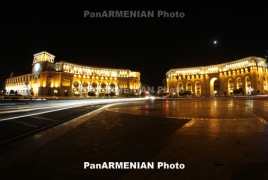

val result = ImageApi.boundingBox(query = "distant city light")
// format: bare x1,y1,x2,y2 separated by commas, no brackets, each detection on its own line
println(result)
214,40,217,44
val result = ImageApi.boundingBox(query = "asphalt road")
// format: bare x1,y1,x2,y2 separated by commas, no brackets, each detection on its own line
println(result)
0,104,103,146
0,98,146,146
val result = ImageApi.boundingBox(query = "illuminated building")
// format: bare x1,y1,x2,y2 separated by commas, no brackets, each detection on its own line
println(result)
166,56,268,96
5,51,141,97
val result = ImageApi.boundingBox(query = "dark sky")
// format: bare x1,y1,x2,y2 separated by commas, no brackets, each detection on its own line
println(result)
1,2,267,88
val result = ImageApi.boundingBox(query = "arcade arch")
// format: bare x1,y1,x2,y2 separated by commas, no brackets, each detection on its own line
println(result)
245,76,251,95
210,77,218,95
195,81,201,96
177,82,183,93
228,78,234,95
186,82,192,92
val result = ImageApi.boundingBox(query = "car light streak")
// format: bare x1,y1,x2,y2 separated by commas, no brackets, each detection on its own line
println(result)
0,98,146,121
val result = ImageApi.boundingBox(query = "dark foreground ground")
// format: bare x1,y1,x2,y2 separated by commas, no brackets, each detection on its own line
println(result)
0,98,268,180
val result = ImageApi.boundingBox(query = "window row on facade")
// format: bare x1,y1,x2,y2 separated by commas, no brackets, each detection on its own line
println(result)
168,67,255,77
62,63,131,77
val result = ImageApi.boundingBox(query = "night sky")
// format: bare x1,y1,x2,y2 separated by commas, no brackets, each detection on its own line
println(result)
1,2,267,88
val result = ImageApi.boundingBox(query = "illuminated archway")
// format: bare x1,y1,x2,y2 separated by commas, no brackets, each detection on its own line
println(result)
195,81,201,96
73,88,79,95
110,83,115,92
82,82,88,97
177,82,183,93
236,77,242,89
101,83,107,93
91,82,97,92
245,76,251,95
210,77,218,95
228,78,234,95
186,82,192,92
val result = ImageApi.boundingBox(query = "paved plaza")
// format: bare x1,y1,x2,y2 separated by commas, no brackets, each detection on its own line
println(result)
1,98,268,179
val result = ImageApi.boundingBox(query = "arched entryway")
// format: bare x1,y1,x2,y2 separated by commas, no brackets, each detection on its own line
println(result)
82,82,88,97
245,76,251,95
101,83,107,95
195,81,201,96
109,83,116,95
236,77,242,89
177,82,183,93
186,82,192,92
210,77,218,95
73,81,79,96
228,78,234,95
110,83,115,92
91,82,97,92
236,77,243,94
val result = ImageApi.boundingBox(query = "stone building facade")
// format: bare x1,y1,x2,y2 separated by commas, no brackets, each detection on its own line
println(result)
5,51,141,97
166,56,268,96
